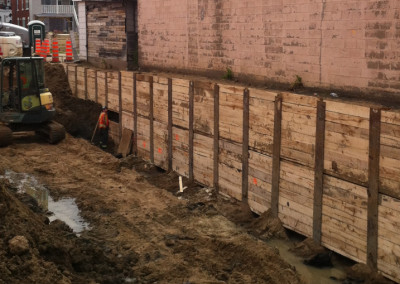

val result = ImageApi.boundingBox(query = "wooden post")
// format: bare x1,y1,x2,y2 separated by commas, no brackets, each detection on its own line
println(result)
271,94,282,217
189,81,194,183
168,78,173,171
149,76,154,163
213,84,220,192
242,88,250,202
133,73,138,155
118,72,122,138
367,108,381,270
74,65,77,97
313,99,326,244
84,68,88,100
105,72,108,108
95,70,98,104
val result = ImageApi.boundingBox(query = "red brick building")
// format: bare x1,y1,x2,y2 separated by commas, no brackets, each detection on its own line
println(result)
10,0,29,27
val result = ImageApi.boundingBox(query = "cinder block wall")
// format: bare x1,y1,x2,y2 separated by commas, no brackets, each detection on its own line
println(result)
86,2,127,70
138,0,400,95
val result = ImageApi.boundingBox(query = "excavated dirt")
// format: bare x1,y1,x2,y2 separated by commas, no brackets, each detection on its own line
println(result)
0,63,393,284
0,135,302,284
45,63,102,140
0,63,304,283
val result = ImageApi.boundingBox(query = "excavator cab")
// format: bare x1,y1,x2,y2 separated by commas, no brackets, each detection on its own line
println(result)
0,57,65,146
0,57,54,121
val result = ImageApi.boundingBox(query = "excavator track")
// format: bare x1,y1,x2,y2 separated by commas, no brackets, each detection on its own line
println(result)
36,121,66,144
0,125,12,147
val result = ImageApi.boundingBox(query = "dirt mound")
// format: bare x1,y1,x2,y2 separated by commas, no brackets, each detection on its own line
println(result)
246,209,288,240
345,263,393,284
289,238,333,268
289,237,326,258
45,63,101,140
0,180,138,284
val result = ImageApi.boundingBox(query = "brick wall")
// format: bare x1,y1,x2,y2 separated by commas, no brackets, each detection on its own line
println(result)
138,0,400,96
86,1,127,69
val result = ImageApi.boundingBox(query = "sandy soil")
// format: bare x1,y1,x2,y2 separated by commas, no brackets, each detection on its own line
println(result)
0,134,303,284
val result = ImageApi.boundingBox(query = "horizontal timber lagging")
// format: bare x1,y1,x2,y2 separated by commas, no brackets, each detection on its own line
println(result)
65,66,400,284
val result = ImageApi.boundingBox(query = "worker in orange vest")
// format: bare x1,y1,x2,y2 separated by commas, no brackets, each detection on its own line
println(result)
98,106,109,149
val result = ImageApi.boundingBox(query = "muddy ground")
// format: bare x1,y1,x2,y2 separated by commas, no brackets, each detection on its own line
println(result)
0,64,393,284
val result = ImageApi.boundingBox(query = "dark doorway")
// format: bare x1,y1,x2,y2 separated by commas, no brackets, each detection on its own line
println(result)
126,0,138,70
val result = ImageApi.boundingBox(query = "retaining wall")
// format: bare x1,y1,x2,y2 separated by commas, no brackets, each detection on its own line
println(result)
63,64,400,283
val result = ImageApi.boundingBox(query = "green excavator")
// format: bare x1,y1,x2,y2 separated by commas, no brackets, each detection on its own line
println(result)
0,57,65,146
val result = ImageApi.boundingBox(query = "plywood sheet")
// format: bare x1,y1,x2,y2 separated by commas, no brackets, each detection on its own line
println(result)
172,78,190,129
137,116,150,161
219,84,244,144
117,128,133,157
76,67,86,99
281,100,316,168
172,126,189,178
193,133,213,187
86,69,96,102
96,71,107,107
108,120,120,146
324,101,369,185
121,71,134,113
380,109,400,199
194,81,214,136
278,161,314,237
218,139,242,201
377,194,400,283
137,79,150,118
248,150,272,214
249,89,276,154
107,71,120,112
154,121,168,170
153,76,169,124
321,175,368,264
121,111,133,131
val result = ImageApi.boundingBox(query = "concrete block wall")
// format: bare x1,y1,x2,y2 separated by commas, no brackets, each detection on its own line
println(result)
138,0,400,95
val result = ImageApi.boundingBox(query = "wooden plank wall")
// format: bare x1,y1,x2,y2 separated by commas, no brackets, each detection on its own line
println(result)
63,64,400,284
248,88,276,213
153,76,169,170
193,80,215,187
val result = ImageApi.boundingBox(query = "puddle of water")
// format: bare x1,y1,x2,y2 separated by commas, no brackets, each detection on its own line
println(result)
48,196,90,236
0,170,90,236
267,239,347,284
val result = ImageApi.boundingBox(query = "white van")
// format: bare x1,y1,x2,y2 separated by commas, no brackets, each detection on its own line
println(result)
0,31,23,58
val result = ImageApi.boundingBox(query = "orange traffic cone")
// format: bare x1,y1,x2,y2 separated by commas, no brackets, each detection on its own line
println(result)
65,40,73,62
40,39,47,58
51,40,60,63
35,39,41,56
44,39,50,57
